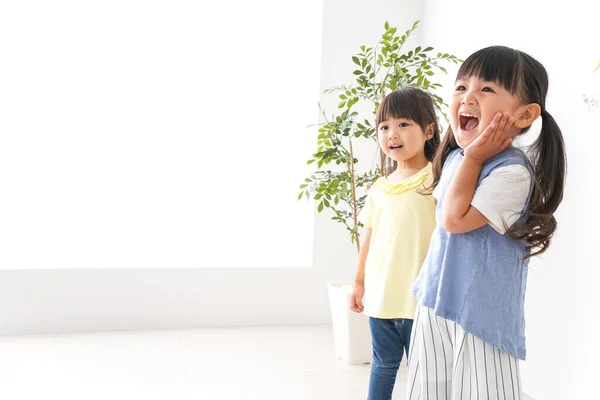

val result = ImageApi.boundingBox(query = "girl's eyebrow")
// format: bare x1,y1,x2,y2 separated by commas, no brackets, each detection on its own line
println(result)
455,77,499,85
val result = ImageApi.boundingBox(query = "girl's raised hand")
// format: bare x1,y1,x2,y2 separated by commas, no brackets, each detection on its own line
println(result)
464,112,514,163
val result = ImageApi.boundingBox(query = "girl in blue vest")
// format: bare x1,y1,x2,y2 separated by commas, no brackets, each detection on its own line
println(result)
407,46,566,400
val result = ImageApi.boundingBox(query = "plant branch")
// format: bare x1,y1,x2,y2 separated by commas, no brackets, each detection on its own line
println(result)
348,138,360,253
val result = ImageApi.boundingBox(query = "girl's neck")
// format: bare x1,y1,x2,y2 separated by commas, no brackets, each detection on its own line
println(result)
388,154,429,182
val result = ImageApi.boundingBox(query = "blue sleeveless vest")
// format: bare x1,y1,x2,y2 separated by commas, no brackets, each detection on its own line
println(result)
410,148,531,360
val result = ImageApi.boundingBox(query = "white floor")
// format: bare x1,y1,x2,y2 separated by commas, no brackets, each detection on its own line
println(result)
0,324,533,400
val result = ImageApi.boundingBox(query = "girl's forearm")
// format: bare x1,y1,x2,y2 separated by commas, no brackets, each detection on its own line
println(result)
354,229,371,285
443,157,483,225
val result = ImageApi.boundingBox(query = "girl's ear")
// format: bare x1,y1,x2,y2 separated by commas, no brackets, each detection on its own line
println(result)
514,103,542,129
425,123,435,139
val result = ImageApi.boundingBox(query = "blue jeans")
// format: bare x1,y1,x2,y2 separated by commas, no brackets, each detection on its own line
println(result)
368,317,414,400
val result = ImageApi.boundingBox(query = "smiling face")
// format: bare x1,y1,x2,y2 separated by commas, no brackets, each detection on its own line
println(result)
448,46,547,149
449,76,524,148
374,88,440,170
377,116,432,163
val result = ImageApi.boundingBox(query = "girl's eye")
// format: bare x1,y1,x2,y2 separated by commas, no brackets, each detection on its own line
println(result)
399,122,409,128
379,125,388,131
482,86,495,93
455,85,466,91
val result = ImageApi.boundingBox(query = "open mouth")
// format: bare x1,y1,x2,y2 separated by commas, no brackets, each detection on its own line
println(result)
389,145,403,151
459,113,479,132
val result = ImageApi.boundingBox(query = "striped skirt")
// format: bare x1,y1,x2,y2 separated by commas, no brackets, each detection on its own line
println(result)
407,304,522,400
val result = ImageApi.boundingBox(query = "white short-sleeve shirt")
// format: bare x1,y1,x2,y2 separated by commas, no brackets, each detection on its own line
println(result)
434,165,531,234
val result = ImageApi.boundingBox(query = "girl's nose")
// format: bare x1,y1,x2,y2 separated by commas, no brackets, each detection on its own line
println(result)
461,90,476,105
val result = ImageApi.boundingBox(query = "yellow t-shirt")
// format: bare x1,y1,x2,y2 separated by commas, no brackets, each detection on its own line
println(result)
359,163,436,319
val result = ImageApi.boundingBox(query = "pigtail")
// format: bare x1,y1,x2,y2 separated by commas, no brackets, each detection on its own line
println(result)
424,125,441,162
423,127,460,194
509,110,567,257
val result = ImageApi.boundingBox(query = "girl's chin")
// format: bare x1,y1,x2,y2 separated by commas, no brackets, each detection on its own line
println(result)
455,127,480,144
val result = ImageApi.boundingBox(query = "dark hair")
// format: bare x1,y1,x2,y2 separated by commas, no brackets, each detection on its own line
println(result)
431,45,566,257
375,87,441,175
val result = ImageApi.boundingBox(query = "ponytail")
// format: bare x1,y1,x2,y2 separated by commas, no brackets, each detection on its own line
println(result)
509,110,567,257
424,127,460,194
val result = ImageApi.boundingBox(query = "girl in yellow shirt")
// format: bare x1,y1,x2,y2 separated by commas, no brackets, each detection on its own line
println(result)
350,87,439,400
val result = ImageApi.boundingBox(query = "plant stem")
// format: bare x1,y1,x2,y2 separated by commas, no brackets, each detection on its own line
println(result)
348,137,360,253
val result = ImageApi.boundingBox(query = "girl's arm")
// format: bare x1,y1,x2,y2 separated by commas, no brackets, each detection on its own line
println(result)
442,158,489,233
350,227,371,313
354,227,371,285
443,112,514,234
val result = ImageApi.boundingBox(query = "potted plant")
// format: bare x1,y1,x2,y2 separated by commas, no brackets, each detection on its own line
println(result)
299,20,461,364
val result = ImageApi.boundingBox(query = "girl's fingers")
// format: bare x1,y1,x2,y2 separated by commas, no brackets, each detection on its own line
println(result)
485,113,501,141
495,113,508,140
493,113,514,143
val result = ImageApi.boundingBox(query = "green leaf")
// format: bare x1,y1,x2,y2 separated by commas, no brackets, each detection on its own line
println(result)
300,19,462,237
297,192,303,200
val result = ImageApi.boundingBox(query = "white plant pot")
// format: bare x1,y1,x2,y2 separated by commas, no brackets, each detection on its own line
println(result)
327,282,373,365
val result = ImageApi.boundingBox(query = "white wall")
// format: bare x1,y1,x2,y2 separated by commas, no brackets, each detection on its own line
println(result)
0,0,423,335
420,1,600,398
0,0,320,272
